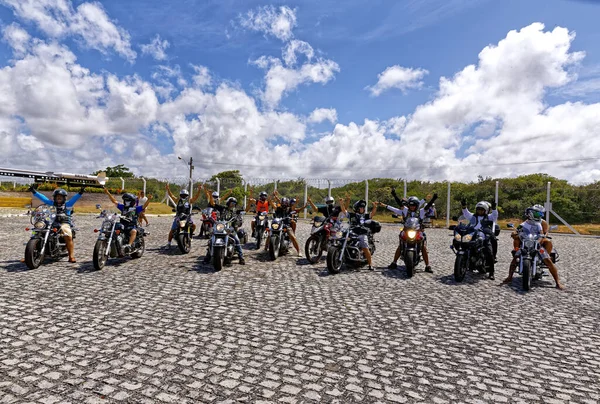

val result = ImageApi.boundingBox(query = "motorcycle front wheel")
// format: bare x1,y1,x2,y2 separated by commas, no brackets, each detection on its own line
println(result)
212,247,224,272
453,253,467,282
255,226,263,250
25,238,45,269
404,250,416,278
326,246,343,274
177,231,191,254
269,235,280,261
93,240,108,270
304,235,323,264
522,259,532,291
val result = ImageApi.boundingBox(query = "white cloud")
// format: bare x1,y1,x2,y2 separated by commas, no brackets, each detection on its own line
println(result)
367,65,429,96
141,34,170,61
191,65,211,88
308,108,337,124
282,39,314,66
2,23,31,57
385,116,407,136
1,0,136,62
239,5,297,42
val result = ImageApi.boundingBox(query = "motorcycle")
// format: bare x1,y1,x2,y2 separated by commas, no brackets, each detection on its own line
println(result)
172,208,195,254
326,218,377,274
253,211,269,249
305,215,337,264
267,216,291,261
24,205,76,269
92,209,146,270
507,223,559,291
200,207,218,239
398,217,424,278
210,211,245,271
450,217,493,282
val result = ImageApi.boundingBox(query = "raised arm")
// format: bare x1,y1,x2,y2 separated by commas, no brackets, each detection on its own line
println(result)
142,194,153,210
29,185,53,205
391,187,405,208
423,193,438,211
307,196,318,212
272,190,281,204
190,184,203,204
460,198,473,220
165,183,176,201
221,189,233,201
489,201,499,222
370,202,378,218
103,187,119,206
380,202,404,216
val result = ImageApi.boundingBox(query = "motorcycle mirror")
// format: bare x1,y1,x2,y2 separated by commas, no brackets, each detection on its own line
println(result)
171,208,176,213
507,223,514,228
96,204,101,209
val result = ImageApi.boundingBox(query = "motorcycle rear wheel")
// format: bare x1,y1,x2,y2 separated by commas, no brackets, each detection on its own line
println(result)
131,237,145,259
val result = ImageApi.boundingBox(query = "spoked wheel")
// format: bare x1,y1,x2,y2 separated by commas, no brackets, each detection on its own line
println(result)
304,235,323,264
131,237,145,259
326,247,343,274
93,240,108,270
25,238,45,269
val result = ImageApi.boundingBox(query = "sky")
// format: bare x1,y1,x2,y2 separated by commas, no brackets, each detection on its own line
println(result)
0,0,599,183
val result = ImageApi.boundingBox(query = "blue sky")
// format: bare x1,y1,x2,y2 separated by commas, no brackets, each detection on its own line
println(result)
0,0,599,182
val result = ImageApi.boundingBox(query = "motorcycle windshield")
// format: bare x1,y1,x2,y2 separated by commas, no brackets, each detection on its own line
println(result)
404,217,420,230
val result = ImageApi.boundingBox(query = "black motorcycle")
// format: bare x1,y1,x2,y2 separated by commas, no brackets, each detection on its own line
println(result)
450,218,492,282
93,210,146,270
268,216,291,261
253,211,269,250
210,211,246,271
24,205,76,269
172,208,195,254
326,219,378,274
399,217,424,278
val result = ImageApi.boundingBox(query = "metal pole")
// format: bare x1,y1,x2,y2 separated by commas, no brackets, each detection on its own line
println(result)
304,182,308,219
188,157,194,199
446,182,451,228
403,179,407,198
365,180,369,206
142,178,147,195
327,179,332,198
495,181,499,206
216,178,220,194
13,181,16,189
120,177,124,191
546,182,551,225
244,181,248,210
274,180,278,193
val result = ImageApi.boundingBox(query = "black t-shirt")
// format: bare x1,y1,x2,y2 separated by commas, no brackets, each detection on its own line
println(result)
317,205,341,218
213,204,237,222
176,199,192,215
274,206,290,218
348,212,371,227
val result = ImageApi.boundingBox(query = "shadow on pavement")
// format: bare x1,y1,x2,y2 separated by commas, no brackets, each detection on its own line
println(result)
0,260,31,273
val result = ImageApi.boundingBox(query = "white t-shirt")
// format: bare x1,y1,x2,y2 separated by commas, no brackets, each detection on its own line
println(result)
138,197,148,206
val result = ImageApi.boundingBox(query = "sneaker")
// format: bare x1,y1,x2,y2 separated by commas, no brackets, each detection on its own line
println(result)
368,265,374,271
425,266,433,273
239,258,246,265
488,273,495,280
166,241,172,248
388,262,398,269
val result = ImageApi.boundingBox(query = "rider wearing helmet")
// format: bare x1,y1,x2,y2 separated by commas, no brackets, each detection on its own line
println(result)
460,199,498,280
166,183,203,248
249,189,273,241
273,191,308,234
29,184,85,263
203,193,245,265
271,195,305,256
340,198,379,270
380,193,437,272
104,189,152,254
502,204,563,289
307,195,343,219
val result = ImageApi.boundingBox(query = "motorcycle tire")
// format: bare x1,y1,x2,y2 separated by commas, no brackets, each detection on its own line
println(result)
404,250,415,278
256,227,263,250
522,259,532,291
304,235,322,264
212,248,224,272
25,238,45,270
131,237,145,259
93,240,108,270
269,235,280,261
326,246,343,274
453,253,467,282
177,232,191,254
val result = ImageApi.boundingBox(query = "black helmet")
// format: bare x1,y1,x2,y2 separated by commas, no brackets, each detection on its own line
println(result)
290,198,297,205
180,189,189,199
353,199,367,212
259,191,267,200
53,188,67,203
407,196,420,209
122,193,136,207
281,197,290,207
226,197,237,206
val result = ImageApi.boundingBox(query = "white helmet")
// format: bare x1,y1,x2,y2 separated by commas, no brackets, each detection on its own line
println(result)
475,201,488,214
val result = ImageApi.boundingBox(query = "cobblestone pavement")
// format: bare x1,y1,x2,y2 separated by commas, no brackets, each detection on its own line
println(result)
1,215,599,403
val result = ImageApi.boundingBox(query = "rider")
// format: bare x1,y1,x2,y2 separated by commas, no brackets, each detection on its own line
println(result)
165,183,202,248
272,197,303,256
502,205,564,289
249,190,273,249
380,193,437,273
273,191,307,233
307,196,342,219
203,194,245,265
460,199,497,280
29,185,85,263
340,199,378,270
104,189,152,254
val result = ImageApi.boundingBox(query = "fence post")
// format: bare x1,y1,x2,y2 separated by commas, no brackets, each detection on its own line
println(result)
274,180,278,193
120,177,124,191
13,181,16,189
216,178,220,194
546,182,551,225
304,182,308,219
327,179,331,198
446,182,451,228
495,181,499,206
142,178,147,195
243,181,248,210
403,179,407,198
365,180,369,206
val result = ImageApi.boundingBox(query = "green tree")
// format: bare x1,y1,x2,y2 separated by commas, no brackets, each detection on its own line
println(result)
93,164,135,178
210,170,243,188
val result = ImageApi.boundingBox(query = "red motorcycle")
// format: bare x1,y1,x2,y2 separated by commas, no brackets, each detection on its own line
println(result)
304,215,338,264
199,207,218,238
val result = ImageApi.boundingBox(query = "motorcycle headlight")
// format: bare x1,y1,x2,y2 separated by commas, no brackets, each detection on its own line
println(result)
525,240,535,249
407,230,417,239
463,234,473,242
179,221,186,228
336,231,344,238
454,234,462,241
34,221,46,229
272,223,280,230
215,223,225,232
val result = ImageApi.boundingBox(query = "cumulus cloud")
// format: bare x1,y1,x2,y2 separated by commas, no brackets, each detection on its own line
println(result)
239,5,297,42
367,65,429,96
308,108,337,124
1,0,136,61
141,34,170,61
2,23,31,57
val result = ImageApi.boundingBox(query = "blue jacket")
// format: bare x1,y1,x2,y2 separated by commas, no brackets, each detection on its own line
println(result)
32,191,82,221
